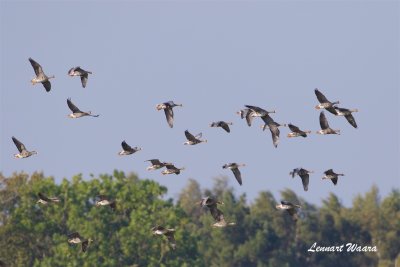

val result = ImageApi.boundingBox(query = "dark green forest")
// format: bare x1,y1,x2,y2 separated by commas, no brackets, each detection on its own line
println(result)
0,171,399,267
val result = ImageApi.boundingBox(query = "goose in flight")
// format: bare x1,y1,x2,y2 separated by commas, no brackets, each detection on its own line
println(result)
316,111,340,135
322,169,344,185
67,98,99,118
68,67,92,88
276,200,301,221
244,105,276,127
156,101,182,128
184,130,207,145
12,136,37,159
260,114,287,148
95,195,116,211
152,226,176,250
67,232,93,253
210,121,233,133
161,163,185,175
290,168,313,191
198,196,235,228
29,58,54,92
287,123,311,138
118,141,141,156
314,88,339,113
37,192,60,204
145,159,169,171
222,163,245,186
333,107,359,128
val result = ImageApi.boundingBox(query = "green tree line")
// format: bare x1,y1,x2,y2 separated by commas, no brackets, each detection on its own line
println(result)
0,171,399,267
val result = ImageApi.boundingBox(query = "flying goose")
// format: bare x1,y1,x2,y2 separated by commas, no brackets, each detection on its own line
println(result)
222,163,245,186
12,136,37,159
198,196,235,227
68,67,92,88
67,98,99,118
314,89,339,113
67,232,93,253
118,141,141,155
334,107,359,128
210,121,233,133
276,200,301,221
151,226,176,250
95,195,116,211
287,123,311,138
316,111,340,135
183,130,207,145
244,105,276,127
260,114,287,148
29,58,54,92
156,101,182,128
37,192,60,204
145,159,169,171
290,168,313,191
322,169,344,185
161,163,185,175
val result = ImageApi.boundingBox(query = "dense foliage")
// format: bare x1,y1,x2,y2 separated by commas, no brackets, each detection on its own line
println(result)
0,171,399,267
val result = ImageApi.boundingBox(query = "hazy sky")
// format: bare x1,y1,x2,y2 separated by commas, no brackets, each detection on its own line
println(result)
1,1,399,206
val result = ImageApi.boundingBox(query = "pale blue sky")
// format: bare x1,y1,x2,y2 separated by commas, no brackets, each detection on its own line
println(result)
1,1,399,206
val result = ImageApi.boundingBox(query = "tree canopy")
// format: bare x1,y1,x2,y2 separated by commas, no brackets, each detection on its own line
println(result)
0,171,398,267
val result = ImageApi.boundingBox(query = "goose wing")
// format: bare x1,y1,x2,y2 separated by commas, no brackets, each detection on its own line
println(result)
29,58,43,76
184,130,197,142
81,240,90,252
68,232,81,239
331,177,338,185
245,111,254,126
314,89,329,103
299,173,309,191
80,73,89,88
319,111,330,130
67,98,82,113
245,105,267,115
288,124,300,133
164,107,174,128
281,200,293,206
220,121,230,133
42,81,51,92
38,192,50,202
165,231,176,250
231,167,242,185
147,159,162,165
165,163,178,171
324,169,334,175
121,141,133,151
209,205,224,222
12,136,26,153
344,114,358,128
269,125,280,148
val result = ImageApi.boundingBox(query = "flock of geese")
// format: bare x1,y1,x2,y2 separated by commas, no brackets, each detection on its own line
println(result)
11,58,359,252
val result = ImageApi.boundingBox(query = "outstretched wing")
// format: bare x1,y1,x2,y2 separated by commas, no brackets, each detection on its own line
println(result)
299,174,309,191
67,98,82,113
231,168,242,185
12,136,26,153
288,124,300,133
269,125,280,148
147,159,162,165
164,108,174,128
324,169,334,175
67,232,81,239
319,111,330,130
314,89,329,103
245,111,254,127
80,73,89,88
331,177,338,185
121,141,133,151
245,105,267,115
29,58,43,76
220,122,230,133
344,114,358,128
184,130,197,142
81,240,90,252
42,81,51,92
38,192,50,202
165,232,176,250
209,205,224,222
